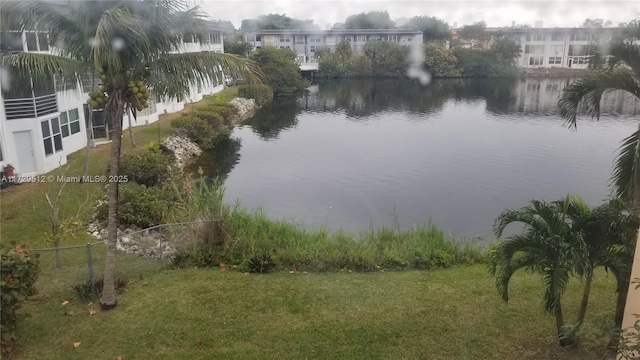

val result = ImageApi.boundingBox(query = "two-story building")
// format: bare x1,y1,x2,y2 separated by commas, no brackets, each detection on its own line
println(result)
487,27,626,69
244,29,424,70
0,22,229,177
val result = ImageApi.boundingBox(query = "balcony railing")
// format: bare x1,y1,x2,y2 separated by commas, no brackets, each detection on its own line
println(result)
4,93,58,120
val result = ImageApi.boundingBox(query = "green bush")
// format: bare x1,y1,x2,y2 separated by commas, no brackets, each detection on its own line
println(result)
237,84,274,106
1,245,39,352
203,104,239,126
118,185,167,228
95,184,168,228
119,149,175,187
171,115,217,149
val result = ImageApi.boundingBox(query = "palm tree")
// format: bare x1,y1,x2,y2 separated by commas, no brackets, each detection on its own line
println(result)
557,20,640,349
553,197,639,331
489,198,587,347
1,0,262,309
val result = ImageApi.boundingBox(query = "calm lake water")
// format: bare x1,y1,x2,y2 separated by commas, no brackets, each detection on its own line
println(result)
193,78,640,239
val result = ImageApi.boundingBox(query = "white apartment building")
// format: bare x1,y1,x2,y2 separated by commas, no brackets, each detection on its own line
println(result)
245,29,423,70
0,22,228,177
487,27,627,69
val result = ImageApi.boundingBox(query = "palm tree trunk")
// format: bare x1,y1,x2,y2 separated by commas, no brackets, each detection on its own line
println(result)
607,278,630,355
555,301,575,347
81,104,94,181
100,93,124,310
576,270,594,327
127,109,136,148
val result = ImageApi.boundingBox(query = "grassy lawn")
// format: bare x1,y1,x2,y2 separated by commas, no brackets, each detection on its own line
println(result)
14,264,617,360
0,88,238,249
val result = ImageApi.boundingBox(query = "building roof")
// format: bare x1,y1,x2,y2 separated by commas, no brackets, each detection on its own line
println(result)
485,27,626,34
247,29,422,35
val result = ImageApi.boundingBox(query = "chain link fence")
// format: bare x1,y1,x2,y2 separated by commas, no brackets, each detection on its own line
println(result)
27,220,221,298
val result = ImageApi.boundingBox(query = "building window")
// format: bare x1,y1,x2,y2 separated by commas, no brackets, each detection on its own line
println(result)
526,33,545,41
548,57,562,64
310,37,322,43
570,32,592,41
356,35,366,42
38,33,49,51
26,32,37,51
279,36,291,43
529,56,544,66
295,36,305,44
568,45,585,56
42,118,63,156
309,45,316,52
525,45,544,54
551,33,564,41
60,109,82,137
0,31,23,51
255,35,261,41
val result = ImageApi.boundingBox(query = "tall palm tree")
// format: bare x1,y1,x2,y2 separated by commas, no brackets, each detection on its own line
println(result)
489,198,587,347
1,0,262,309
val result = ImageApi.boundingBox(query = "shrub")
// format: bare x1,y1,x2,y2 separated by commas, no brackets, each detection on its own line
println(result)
118,185,167,228
246,252,275,273
203,103,239,126
190,110,225,128
1,245,39,353
119,149,174,187
171,115,217,149
238,84,274,106
95,184,167,228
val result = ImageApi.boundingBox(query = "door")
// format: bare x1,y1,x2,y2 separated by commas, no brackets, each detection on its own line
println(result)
14,131,37,173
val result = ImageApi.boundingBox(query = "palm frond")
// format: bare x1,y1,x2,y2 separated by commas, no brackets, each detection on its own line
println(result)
606,41,640,76
0,51,89,85
542,264,571,313
611,128,640,204
149,52,263,101
557,69,640,129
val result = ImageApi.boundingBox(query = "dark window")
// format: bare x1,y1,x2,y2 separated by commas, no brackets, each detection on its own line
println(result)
25,32,37,51
0,32,23,51
38,33,49,51
255,35,261,41
42,120,53,155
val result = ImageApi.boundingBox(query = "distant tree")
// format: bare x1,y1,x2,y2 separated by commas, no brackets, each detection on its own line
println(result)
363,40,409,76
316,41,355,78
224,40,253,57
345,11,395,29
459,21,489,40
250,47,309,96
335,40,353,63
491,38,522,65
403,16,451,42
582,18,604,28
423,42,461,77
241,14,318,32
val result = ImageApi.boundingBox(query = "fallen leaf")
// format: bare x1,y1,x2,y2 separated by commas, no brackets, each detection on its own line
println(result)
61,300,69,306
4,346,12,353
289,271,295,274
89,309,97,315
219,262,226,268
73,342,81,348
15,245,23,253
243,272,250,275
116,356,123,360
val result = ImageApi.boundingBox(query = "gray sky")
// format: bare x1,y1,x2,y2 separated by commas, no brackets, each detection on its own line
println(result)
199,0,639,29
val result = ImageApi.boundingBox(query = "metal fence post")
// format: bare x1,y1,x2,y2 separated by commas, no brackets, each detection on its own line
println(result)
86,243,96,295
159,227,163,264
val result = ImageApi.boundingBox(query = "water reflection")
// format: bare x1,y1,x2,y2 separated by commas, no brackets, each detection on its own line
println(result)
303,78,640,119
199,77,640,237
187,137,242,180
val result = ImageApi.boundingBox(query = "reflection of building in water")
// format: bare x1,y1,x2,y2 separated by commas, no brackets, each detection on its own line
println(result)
513,78,640,116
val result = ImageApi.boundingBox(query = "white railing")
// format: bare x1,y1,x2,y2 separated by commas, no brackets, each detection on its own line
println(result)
4,93,58,120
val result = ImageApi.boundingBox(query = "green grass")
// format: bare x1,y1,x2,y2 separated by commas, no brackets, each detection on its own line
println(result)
13,265,617,360
0,88,240,249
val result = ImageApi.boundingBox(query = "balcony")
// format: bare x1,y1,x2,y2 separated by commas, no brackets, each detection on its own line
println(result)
4,93,58,120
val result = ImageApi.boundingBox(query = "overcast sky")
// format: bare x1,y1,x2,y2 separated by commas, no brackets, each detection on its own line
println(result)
198,0,639,29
